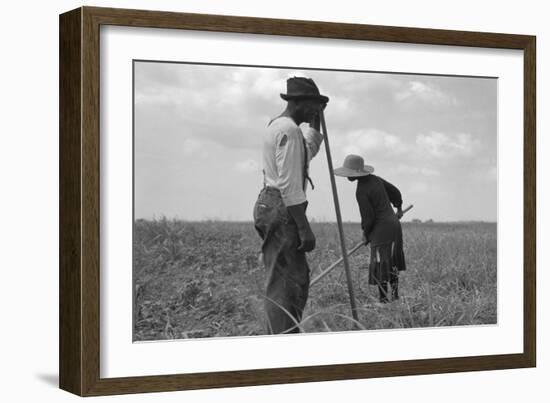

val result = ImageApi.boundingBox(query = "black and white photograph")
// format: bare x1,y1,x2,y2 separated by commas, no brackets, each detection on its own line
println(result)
132,61,497,341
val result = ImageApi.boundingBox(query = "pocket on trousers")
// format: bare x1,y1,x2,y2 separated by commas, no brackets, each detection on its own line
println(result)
254,200,274,233
254,201,271,219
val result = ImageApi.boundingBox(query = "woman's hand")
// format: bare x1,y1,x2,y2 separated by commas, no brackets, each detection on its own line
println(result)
362,233,369,245
396,207,404,219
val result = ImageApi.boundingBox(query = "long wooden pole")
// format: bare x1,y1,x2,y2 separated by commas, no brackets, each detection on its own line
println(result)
319,111,359,323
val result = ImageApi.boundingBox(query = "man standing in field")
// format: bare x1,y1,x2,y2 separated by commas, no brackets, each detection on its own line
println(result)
253,77,329,334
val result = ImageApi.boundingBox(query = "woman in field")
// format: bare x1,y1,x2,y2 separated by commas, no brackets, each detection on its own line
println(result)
334,154,406,303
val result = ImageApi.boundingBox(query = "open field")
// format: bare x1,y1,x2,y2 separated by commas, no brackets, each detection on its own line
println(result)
133,220,497,341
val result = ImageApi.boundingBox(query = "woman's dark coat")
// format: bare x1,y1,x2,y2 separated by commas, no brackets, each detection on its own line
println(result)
356,174,402,246
355,174,406,285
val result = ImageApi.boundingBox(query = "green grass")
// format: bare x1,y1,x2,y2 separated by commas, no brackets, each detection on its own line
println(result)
133,219,497,341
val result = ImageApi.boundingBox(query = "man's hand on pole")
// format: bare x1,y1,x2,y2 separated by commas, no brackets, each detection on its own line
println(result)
309,103,327,132
287,202,316,252
310,112,320,131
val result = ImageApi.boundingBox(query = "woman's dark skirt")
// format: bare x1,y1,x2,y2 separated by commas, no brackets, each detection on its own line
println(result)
368,238,406,286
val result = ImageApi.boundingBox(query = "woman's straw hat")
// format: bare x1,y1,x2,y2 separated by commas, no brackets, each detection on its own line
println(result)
333,154,374,177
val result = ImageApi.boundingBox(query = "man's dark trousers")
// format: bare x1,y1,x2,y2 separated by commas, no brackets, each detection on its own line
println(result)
253,187,310,334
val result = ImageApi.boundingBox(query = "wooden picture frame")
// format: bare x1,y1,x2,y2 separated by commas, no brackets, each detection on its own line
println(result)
59,6,536,396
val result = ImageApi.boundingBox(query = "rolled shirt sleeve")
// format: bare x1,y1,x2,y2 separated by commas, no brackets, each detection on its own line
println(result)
302,126,324,162
275,130,307,206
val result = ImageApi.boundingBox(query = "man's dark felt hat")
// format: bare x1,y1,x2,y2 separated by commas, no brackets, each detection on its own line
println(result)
280,77,329,104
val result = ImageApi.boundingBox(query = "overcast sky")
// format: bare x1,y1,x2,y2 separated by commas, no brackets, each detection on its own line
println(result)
134,61,497,222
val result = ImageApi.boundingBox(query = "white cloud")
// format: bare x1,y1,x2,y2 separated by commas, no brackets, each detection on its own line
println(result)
415,131,480,159
230,69,309,102
419,167,440,176
396,80,458,106
339,128,409,158
392,164,441,177
326,95,351,116
409,181,430,193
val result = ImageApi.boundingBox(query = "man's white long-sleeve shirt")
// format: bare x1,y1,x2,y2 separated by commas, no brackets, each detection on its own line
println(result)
262,116,323,206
